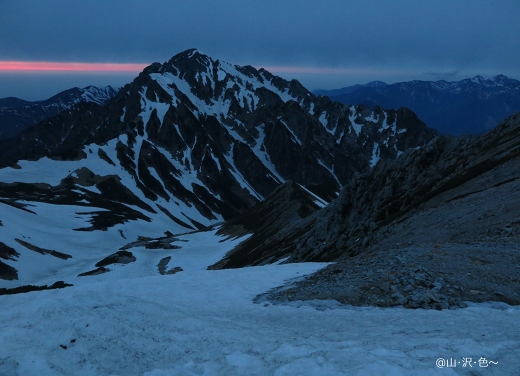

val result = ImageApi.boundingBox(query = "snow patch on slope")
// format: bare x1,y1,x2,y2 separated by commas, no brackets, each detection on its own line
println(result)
349,106,363,136
370,142,381,168
252,125,285,183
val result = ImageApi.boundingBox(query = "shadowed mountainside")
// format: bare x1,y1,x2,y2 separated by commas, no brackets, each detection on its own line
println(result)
213,110,520,267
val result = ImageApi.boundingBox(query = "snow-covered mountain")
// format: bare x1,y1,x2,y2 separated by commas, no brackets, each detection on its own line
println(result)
315,75,520,135
0,48,435,287
0,85,119,140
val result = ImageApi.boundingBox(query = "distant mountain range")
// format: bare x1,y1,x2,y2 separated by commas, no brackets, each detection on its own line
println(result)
0,85,118,140
314,75,520,135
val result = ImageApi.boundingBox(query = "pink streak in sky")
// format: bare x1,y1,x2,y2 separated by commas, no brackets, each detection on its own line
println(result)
0,61,148,72
0,61,408,77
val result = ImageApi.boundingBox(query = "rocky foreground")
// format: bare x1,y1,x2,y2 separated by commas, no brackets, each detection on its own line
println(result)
262,240,520,310
253,111,520,310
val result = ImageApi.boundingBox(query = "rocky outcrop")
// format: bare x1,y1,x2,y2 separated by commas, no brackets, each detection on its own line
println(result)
0,242,20,280
208,181,327,269
242,111,520,308
157,257,183,275
95,251,136,267
0,281,72,295
14,238,71,260
77,251,136,277
220,110,520,270
287,111,520,262
0,260,18,280
0,242,19,261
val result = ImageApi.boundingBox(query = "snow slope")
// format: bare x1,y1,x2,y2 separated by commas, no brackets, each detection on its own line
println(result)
0,261,518,375
0,191,246,288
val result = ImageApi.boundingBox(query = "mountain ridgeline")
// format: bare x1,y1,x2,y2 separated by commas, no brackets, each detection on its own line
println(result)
314,75,520,135
0,85,118,140
0,48,435,231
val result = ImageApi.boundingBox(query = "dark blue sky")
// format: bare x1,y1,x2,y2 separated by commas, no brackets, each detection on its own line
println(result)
1,0,519,100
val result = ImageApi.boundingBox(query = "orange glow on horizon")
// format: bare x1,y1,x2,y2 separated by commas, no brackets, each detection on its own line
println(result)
0,61,148,72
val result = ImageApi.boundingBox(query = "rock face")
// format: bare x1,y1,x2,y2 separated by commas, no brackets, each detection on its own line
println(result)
0,49,435,230
315,75,520,135
0,85,118,140
208,181,327,269
223,111,520,266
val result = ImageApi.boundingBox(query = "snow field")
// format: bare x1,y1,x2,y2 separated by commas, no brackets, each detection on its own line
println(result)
0,194,245,287
1,260,518,375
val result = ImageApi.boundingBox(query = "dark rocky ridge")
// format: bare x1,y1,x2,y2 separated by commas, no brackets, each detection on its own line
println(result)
223,111,520,266
14,238,72,260
0,242,19,261
226,111,520,308
0,281,72,295
77,251,136,277
209,181,326,269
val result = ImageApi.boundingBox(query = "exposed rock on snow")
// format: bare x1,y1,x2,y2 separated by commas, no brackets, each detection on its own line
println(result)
95,251,136,267
0,260,18,280
78,251,136,277
0,242,19,261
0,281,72,295
14,238,71,260
78,267,110,277
157,257,183,275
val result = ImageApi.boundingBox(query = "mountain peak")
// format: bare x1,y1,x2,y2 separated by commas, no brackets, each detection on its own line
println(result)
470,75,485,83
168,48,213,70
364,81,387,88
0,48,435,233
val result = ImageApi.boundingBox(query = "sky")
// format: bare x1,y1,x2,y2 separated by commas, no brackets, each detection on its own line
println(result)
0,0,519,100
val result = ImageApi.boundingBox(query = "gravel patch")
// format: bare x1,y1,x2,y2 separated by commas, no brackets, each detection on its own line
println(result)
262,240,520,310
